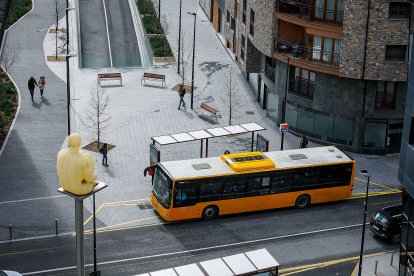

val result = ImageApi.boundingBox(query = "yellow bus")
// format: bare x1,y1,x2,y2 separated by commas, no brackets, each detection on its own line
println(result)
150,146,356,221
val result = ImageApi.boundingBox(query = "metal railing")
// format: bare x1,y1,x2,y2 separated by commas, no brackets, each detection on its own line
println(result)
274,38,340,68
265,63,276,82
275,0,343,26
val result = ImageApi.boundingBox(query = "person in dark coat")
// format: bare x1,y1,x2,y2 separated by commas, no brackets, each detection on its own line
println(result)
28,76,38,101
178,85,186,110
99,143,108,165
299,135,308,149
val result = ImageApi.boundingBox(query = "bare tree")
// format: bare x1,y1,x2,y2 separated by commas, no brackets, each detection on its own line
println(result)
84,82,111,148
178,32,192,85
221,66,242,125
0,44,21,72
54,0,60,59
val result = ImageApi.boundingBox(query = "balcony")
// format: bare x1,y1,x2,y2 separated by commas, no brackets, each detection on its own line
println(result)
265,63,276,82
275,0,343,27
273,38,340,74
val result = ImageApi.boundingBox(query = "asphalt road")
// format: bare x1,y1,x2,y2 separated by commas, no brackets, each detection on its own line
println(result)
0,193,400,275
79,0,141,68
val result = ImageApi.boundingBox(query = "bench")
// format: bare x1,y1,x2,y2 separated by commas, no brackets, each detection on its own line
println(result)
98,73,122,86
141,73,166,87
200,103,218,122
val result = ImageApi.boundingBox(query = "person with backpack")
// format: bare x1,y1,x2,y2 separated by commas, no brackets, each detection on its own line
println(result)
38,76,46,97
99,143,108,166
178,85,186,110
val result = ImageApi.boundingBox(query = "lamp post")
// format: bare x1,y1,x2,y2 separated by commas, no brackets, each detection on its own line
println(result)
280,57,289,150
177,0,182,74
65,2,75,136
358,169,371,276
188,12,197,109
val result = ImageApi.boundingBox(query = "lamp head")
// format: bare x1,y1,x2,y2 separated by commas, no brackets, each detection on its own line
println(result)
360,169,371,178
187,12,196,16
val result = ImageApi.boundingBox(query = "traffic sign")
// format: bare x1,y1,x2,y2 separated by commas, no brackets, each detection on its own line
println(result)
280,123,289,133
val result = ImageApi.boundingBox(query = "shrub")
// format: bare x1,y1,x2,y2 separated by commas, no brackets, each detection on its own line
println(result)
142,15,162,34
149,35,173,57
7,0,32,28
137,0,155,15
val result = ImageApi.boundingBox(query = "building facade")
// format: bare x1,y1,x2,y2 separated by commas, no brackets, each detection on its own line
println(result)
398,4,414,273
220,0,409,154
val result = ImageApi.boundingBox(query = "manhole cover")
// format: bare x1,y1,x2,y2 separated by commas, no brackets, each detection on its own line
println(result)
246,111,254,115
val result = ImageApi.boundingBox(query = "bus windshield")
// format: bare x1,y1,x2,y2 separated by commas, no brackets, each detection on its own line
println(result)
153,168,172,209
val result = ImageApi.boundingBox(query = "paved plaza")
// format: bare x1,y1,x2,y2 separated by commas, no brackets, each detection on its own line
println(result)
0,0,402,241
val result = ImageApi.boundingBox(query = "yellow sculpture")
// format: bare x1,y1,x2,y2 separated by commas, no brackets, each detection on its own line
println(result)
57,133,97,195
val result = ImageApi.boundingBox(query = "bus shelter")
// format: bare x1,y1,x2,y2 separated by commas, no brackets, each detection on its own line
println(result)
151,122,266,158
135,248,280,276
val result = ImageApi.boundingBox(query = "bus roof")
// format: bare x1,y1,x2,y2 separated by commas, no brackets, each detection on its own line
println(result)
159,146,353,180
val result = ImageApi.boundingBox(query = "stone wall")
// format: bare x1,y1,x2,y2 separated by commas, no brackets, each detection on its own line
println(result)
340,0,408,81
248,0,274,57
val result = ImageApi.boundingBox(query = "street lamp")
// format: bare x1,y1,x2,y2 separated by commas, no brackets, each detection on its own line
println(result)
358,169,371,276
177,0,183,74
66,2,75,136
188,12,197,109
280,57,289,150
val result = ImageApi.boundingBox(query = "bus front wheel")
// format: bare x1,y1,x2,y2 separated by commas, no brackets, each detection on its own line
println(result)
295,195,311,209
202,206,219,220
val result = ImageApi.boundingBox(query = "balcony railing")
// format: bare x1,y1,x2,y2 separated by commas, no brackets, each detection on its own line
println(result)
289,78,314,99
275,0,343,26
265,63,276,82
274,38,340,68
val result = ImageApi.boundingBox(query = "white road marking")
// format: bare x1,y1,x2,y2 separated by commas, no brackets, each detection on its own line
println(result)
21,223,362,275
0,195,66,205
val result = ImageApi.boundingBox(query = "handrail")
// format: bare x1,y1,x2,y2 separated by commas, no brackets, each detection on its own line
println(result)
274,37,340,67
275,0,343,26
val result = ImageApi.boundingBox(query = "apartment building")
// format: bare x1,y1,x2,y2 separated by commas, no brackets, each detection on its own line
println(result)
220,0,409,154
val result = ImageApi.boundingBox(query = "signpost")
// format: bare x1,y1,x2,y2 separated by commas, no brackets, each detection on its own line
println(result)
279,123,289,150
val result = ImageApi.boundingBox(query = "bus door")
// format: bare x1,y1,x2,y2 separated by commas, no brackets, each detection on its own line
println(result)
173,181,199,217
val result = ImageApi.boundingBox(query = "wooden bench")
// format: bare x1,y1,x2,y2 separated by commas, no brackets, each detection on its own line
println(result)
98,73,122,86
141,73,166,87
200,103,218,122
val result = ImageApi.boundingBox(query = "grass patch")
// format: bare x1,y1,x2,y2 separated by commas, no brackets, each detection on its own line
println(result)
137,0,156,15
0,68,18,150
6,0,32,28
149,35,172,57
142,15,162,34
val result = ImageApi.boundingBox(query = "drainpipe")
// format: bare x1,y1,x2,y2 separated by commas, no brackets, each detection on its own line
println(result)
361,0,371,117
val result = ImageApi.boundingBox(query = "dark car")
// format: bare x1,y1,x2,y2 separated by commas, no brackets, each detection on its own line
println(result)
369,205,402,244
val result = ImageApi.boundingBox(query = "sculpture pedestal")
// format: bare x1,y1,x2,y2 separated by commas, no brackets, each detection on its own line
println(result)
58,182,107,276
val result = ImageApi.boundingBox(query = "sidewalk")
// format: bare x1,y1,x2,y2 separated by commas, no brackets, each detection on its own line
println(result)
352,251,399,276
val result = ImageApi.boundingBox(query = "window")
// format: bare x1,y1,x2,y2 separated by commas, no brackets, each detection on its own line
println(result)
294,169,319,188
409,117,414,145
311,35,341,65
270,173,294,193
319,164,352,187
241,35,246,61
200,181,222,202
249,9,255,36
375,81,397,109
385,45,407,61
174,182,198,207
226,10,230,23
242,0,247,24
223,179,247,199
289,66,315,99
247,177,270,196
389,2,410,18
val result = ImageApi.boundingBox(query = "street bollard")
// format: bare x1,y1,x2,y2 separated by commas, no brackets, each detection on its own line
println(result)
55,219,58,235
391,251,395,266
9,224,12,240
374,260,378,275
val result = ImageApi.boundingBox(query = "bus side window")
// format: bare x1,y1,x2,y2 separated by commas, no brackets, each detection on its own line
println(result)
200,182,223,202
174,185,198,207
294,169,319,188
270,174,293,193
223,180,246,199
247,177,270,196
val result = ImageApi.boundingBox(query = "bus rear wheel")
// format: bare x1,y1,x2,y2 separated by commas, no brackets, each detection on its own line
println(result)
295,194,311,209
202,206,219,220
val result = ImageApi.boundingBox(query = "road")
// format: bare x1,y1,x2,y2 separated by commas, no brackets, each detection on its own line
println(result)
0,193,400,275
78,0,141,68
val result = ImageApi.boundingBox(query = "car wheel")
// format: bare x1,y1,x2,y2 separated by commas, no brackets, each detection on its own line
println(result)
202,205,218,220
392,233,401,245
295,194,311,209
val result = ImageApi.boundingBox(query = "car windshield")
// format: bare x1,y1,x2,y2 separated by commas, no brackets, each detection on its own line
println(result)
374,212,389,224
152,168,172,209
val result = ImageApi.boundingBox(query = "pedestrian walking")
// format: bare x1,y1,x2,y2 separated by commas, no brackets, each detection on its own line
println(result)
178,85,186,110
99,143,108,166
28,76,38,101
299,135,308,149
38,76,46,97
